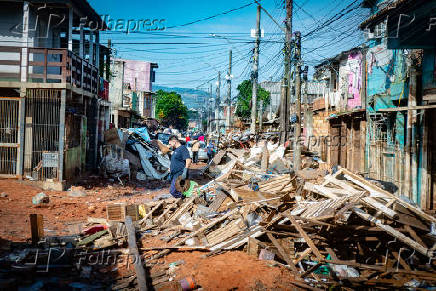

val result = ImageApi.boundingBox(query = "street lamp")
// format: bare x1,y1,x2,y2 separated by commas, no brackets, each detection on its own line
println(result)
210,34,236,131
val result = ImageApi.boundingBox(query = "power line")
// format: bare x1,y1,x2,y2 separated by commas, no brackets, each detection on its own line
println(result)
165,2,255,30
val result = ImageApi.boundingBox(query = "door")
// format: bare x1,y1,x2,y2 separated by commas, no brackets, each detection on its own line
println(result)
429,111,436,210
0,97,20,177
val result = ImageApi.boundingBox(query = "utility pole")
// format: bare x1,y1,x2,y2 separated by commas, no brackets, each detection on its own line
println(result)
216,71,221,133
209,83,213,134
303,66,308,149
294,31,302,171
259,99,264,133
250,5,261,134
280,0,293,144
226,49,232,130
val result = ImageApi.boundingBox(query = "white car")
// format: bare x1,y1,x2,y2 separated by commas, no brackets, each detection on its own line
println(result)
186,141,208,161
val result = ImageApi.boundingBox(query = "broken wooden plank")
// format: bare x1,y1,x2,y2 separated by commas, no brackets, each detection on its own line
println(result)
150,208,240,260
403,225,427,248
209,225,264,254
267,233,299,273
303,183,340,199
140,246,209,251
360,197,399,220
138,200,165,225
162,196,195,226
87,217,108,225
391,251,411,271
293,248,312,265
125,216,148,291
352,208,429,257
284,214,324,262
208,191,227,212
341,167,436,224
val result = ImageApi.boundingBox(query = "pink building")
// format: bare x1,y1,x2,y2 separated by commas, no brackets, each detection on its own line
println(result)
109,59,158,127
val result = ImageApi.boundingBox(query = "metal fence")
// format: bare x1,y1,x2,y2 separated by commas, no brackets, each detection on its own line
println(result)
0,98,19,176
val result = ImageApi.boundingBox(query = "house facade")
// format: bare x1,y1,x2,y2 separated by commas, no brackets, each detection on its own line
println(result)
0,0,111,189
359,0,436,209
109,59,158,128
308,48,366,171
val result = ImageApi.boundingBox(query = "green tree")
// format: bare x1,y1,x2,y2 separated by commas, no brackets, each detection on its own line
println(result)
235,80,270,120
155,90,188,130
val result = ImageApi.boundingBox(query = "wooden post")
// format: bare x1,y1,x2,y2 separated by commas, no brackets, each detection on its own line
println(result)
410,69,418,203
405,68,417,201
421,112,429,209
106,40,111,80
17,88,26,178
58,90,66,182
21,1,29,82
95,31,100,75
68,7,73,51
30,214,43,245
125,216,148,291
89,31,94,66
79,26,84,58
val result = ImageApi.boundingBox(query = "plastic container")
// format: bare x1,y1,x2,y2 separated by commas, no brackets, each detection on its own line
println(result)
179,276,196,291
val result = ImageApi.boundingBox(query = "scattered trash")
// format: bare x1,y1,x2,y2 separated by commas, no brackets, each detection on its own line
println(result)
179,276,196,291
32,192,49,205
259,249,275,261
67,186,87,197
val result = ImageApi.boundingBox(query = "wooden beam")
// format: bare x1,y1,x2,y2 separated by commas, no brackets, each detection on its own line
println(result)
403,225,427,248
377,104,436,112
391,251,411,271
353,208,429,257
125,216,148,291
285,214,324,262
138,200,164,225
30,214,43,245
293,248,312,265
341,167,436,223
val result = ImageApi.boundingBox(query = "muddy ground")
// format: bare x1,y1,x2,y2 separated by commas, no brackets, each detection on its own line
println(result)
0,165,297,290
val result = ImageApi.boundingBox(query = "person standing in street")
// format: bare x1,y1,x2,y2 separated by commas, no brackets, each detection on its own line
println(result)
168,135,191,198
191,138,200,164
207,141,216,163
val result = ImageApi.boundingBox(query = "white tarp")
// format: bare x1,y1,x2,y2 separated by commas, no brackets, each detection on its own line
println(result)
134,143,169,180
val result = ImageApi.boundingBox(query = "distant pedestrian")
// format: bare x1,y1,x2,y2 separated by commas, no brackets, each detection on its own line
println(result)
191,139,200,164
207,141,215,163
168,135,192,198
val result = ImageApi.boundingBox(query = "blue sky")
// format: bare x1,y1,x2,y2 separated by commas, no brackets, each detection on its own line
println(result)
89,0,369,93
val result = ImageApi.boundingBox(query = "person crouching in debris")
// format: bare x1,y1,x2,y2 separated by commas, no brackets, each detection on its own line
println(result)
168,135,192,198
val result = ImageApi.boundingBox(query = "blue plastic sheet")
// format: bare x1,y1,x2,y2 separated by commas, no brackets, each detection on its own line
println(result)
128,127,151,142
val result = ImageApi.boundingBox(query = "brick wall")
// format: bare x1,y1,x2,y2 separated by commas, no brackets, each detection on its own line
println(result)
308,110,332,161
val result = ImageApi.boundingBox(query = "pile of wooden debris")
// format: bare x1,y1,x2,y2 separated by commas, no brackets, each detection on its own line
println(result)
2,148,435,289
81,163,435,289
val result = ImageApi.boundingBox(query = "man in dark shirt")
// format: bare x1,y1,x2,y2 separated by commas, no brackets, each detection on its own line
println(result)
168,135,192,198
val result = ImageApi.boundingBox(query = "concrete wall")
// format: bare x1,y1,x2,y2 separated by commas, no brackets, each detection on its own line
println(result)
122,60,153,92
109,60,124,108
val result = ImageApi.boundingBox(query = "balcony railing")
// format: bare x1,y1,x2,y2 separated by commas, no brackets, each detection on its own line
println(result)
0,46,99,95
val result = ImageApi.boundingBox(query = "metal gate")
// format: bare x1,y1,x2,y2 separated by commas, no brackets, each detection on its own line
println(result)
23,89,60,180
0,97,20,177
